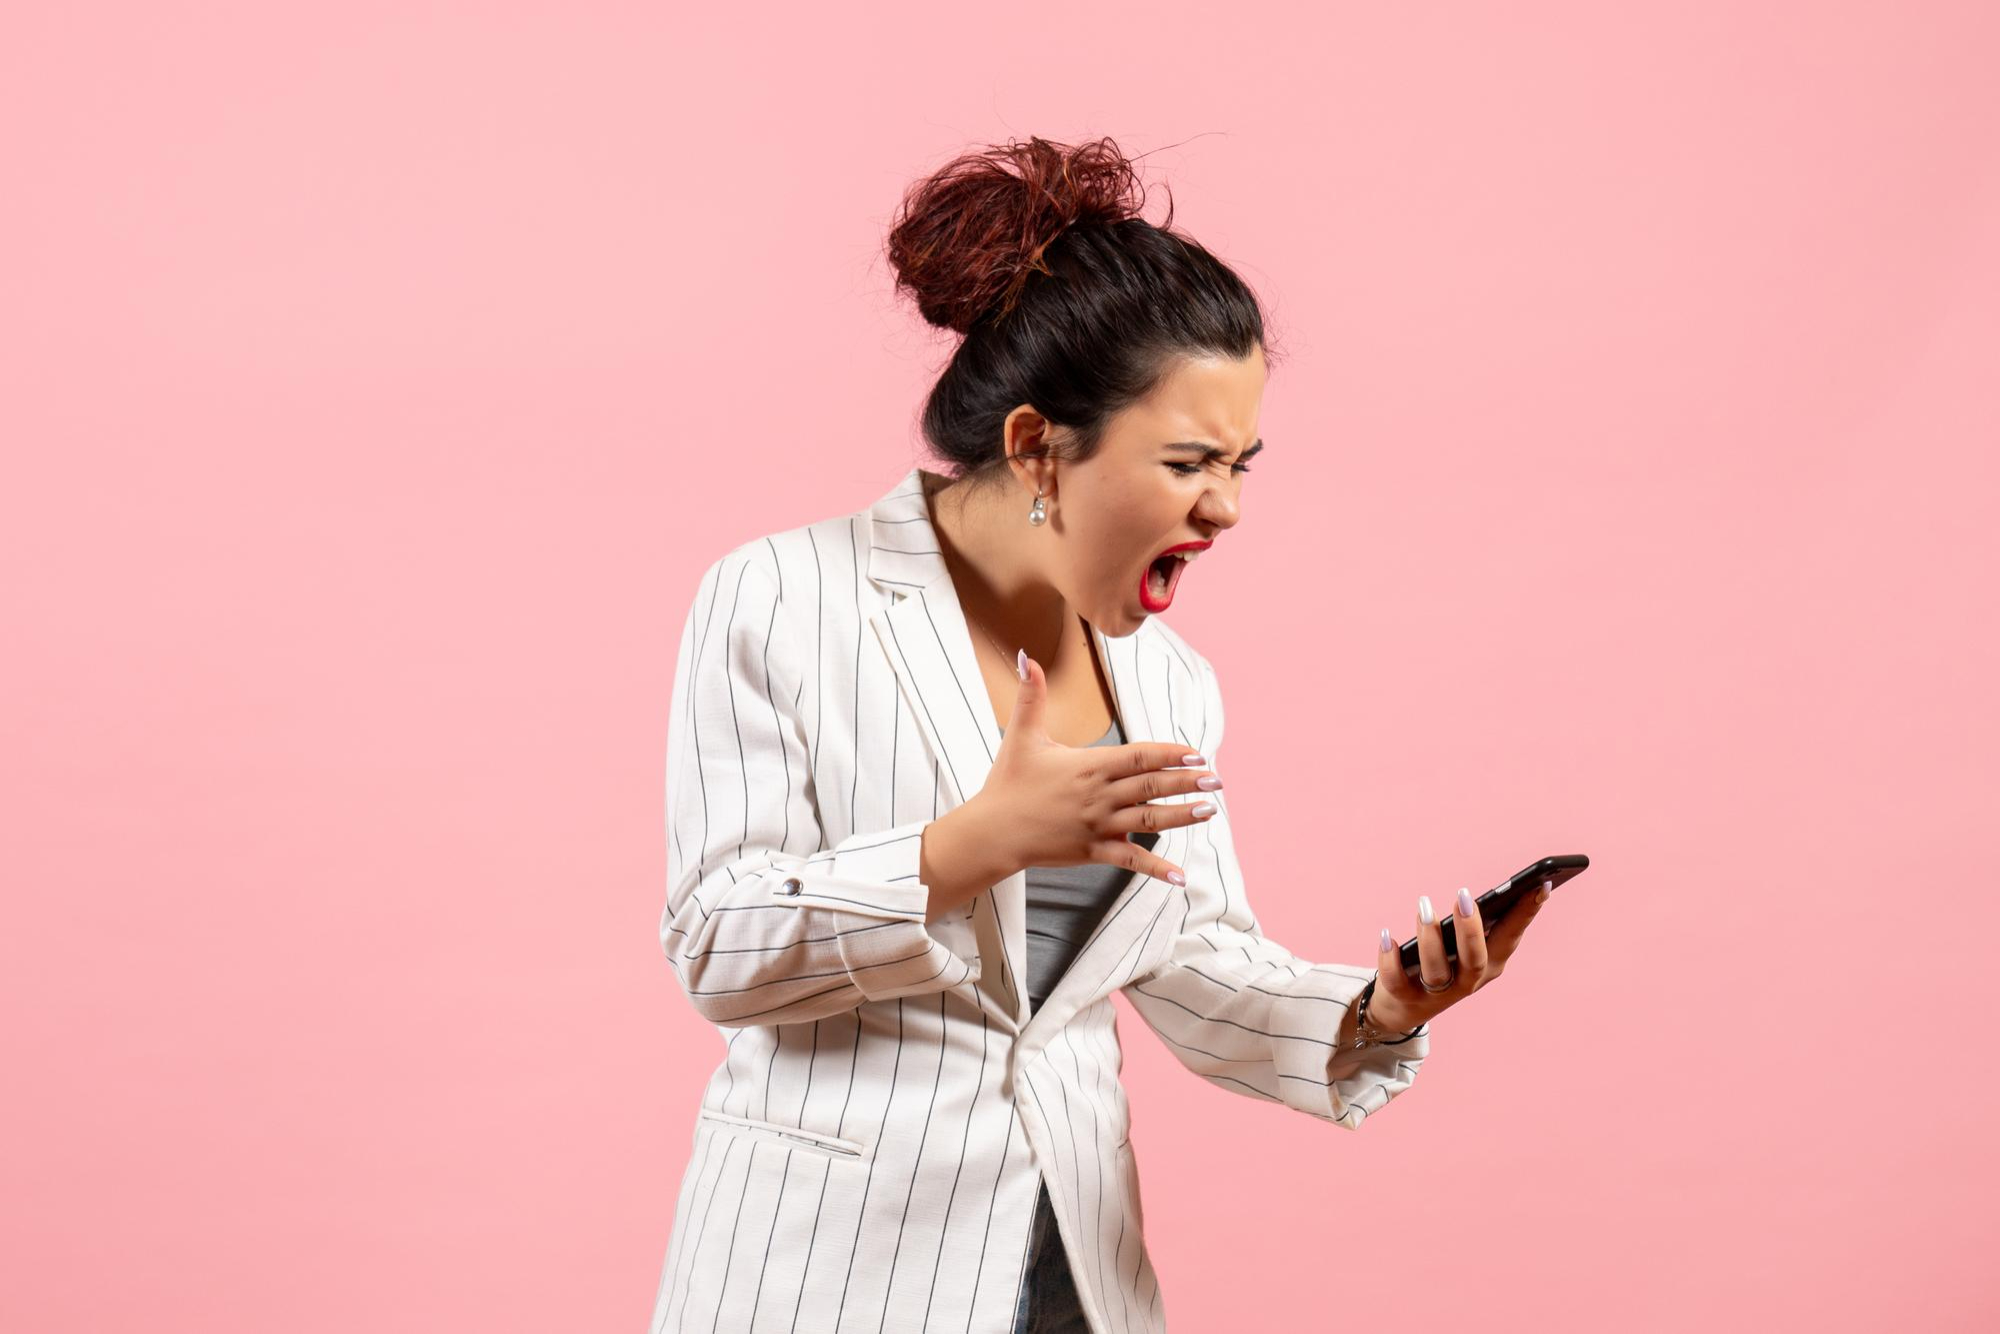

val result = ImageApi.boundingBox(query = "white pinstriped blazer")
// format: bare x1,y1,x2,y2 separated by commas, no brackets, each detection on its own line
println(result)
649,467,1429,1333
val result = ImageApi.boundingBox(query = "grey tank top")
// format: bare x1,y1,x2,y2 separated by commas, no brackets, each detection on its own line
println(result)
998,714,1161,1015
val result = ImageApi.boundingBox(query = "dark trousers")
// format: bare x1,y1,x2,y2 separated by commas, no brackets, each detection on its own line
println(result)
1010,1178,1090,1333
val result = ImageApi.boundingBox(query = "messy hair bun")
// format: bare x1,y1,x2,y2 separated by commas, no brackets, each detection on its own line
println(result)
885,135,1275,485
886,136,1151,335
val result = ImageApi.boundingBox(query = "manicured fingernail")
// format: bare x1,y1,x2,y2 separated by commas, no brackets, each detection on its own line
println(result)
1538,881,1552,902
1379,927,1393,953
1016,648,1028,681
1195,775,1223,790
1191,802,1216,818
1181,753,1205,765
1166,870,1185,885
1417,895,1434,925
1457,887,1475,917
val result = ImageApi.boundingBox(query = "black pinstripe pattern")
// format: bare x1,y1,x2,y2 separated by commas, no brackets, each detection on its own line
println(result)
650,468,1429,1333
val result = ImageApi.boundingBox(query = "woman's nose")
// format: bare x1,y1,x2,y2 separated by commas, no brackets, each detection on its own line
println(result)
1199,493,1241,529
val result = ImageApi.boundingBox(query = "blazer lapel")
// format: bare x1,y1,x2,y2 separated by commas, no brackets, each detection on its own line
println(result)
861,468,1024,1024
1018,620,1186,1050
860,467,1006,804
857,466,1188,1042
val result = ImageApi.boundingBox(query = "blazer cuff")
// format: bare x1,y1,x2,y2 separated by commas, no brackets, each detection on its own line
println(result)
775,818,982,1000
1270,963,1430,1127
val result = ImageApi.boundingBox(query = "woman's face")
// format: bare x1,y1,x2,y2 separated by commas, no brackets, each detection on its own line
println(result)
1033,348,1265,635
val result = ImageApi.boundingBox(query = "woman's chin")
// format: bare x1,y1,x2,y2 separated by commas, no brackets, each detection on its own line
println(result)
1094,599,1148,636
1081,583,1154,636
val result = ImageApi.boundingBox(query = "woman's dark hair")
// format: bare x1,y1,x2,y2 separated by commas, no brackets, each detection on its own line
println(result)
885,135,1281,490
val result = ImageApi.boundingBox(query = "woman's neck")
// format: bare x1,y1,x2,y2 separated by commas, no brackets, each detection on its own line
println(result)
923,469,1076,667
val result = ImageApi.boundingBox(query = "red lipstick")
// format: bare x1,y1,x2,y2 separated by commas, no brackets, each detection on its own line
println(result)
1138,540,1213,613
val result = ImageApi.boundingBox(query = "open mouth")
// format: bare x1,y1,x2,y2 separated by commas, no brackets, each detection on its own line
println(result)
1139,544,1206,612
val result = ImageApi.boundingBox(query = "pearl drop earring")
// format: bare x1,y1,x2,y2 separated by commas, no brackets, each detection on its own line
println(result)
1028,491,1047,526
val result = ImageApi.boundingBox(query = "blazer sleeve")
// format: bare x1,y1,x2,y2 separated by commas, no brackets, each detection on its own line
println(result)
1121,654,1428,1130
661,549,982,1027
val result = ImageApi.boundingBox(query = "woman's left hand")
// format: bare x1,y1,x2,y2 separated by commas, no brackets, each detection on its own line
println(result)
1366,880,1556,1033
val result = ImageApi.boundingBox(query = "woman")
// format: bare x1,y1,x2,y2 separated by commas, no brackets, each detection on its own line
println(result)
648,137,1554,1334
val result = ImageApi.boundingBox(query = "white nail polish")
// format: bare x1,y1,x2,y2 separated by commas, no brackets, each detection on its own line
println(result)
1379,927,1393,953
1417,895,1434,925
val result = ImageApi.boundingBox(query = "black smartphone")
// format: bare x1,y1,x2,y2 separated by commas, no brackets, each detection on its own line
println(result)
1395,854,1588,985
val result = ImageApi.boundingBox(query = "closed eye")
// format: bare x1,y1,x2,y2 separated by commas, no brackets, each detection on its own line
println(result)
1167,461,1252,476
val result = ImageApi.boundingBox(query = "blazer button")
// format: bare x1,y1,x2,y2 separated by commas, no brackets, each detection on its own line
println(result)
781,876,803,895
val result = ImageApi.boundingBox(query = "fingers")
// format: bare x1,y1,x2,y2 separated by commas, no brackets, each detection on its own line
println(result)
1097,838,1189,889
1381,879,1553,1015
1005,651,1048,741
1102,750,1220,822
1096,744,1210,886
1413,894,1454,991
1452,886,1489,978
1489,878,1551,943
1485,878,1553,966
1101,789,1220,840
1110,742,1211,778
1375,926,1421,1008
1085,742,1220,838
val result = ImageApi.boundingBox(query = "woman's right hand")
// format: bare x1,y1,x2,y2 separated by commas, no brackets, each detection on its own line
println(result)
970,649,1221,887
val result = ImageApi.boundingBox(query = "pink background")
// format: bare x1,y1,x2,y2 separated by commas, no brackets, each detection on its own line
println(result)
5,3,1995,1330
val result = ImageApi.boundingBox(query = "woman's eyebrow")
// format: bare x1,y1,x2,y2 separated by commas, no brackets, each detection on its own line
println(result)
1163,439,1264,461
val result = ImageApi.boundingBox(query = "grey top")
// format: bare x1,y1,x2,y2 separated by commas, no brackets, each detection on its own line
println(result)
999,715,1161,1015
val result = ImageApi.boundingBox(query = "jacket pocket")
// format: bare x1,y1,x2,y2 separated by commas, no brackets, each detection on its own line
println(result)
696,1107,867,1160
